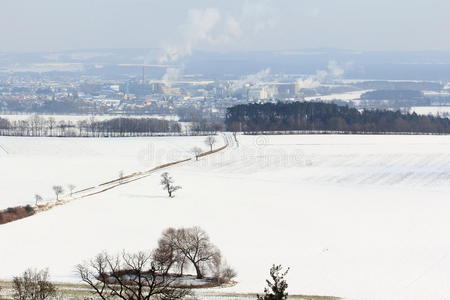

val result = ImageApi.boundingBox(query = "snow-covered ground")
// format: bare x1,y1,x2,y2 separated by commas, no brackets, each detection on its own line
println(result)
304,90,370,102
410,106,450,118
1,134,450,300
0,113,180,122
0,136,210,208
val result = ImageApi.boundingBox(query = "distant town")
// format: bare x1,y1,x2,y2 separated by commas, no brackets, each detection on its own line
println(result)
1,68,450,124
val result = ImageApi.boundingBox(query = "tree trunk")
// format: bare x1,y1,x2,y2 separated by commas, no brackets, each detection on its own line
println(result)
194,264,203,279
179,261,184,276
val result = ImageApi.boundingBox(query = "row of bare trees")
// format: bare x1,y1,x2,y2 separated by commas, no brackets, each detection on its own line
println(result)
190,135,217,161
0,115,181,137
33,184,76,206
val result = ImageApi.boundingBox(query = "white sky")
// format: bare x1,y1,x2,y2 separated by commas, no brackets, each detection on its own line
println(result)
0,0,449,52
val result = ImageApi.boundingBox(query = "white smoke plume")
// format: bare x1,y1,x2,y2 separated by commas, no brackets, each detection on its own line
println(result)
327,60,345,78
156,1,276,84
296,60,345,89
161,68,182,86
231,68,271,91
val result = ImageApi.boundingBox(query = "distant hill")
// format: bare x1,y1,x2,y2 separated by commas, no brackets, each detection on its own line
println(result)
3,49,450,80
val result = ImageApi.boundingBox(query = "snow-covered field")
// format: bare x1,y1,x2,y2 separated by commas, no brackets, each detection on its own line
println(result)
1,134,450,300
304,90,370,102
410,106,450,118
0,113,180,122
0,136,209,208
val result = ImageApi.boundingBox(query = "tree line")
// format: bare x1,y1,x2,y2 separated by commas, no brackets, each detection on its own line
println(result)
225,102,450,134
0,115,182,137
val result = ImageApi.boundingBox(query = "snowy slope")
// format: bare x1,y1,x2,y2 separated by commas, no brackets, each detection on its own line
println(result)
1,134,450,300
0,136,213,209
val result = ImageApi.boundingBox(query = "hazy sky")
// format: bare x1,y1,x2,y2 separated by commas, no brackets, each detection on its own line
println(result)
0,0,449,53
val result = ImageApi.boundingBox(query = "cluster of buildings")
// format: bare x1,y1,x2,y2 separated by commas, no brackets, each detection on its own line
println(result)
4,68,448,121
0,71,307,120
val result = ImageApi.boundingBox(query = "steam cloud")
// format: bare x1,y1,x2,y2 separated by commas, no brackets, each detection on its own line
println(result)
156,1,276,84
296,61,345,89
231,68,271,91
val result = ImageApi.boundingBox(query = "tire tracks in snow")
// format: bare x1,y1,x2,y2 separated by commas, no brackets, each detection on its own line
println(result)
33,134,230,216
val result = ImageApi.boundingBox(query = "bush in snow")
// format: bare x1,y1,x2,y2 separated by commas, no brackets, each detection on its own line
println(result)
257,265,289,300
12,268,56,300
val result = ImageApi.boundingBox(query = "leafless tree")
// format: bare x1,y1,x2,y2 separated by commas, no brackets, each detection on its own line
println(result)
228,122,241,147
191,147,203,161
34,194,43,206
204,136,216,152
48,118,56,136
160,173,181,198
211,254,237,284
119,170,124,183
153,228,187,277
52,186,64,201
76,120,87,136
29,115,44,136
12,268,57,300
156,227,223,279
76,251,191,300
68,185,76,197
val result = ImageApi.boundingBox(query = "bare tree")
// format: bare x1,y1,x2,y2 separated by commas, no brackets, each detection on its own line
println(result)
160,173,181,198
156,227,222,279
204,136,216,152
211,256,237,284
228,122,241,147
48,118,56,136
68,184,76,197
52,186,64,201
119,170,124,183
34,194,43,206
191,147,203,161
153,228,187,277
12,268,57,300
76,251,191,300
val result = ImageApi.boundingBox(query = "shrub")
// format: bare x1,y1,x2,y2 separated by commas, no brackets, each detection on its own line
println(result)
13,268,56,300
6,207,18,214
24,205,34,214
257,265,289,300
0,205,36,225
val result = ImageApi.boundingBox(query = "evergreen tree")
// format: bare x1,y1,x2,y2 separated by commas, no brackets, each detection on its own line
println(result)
257,265,289,300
